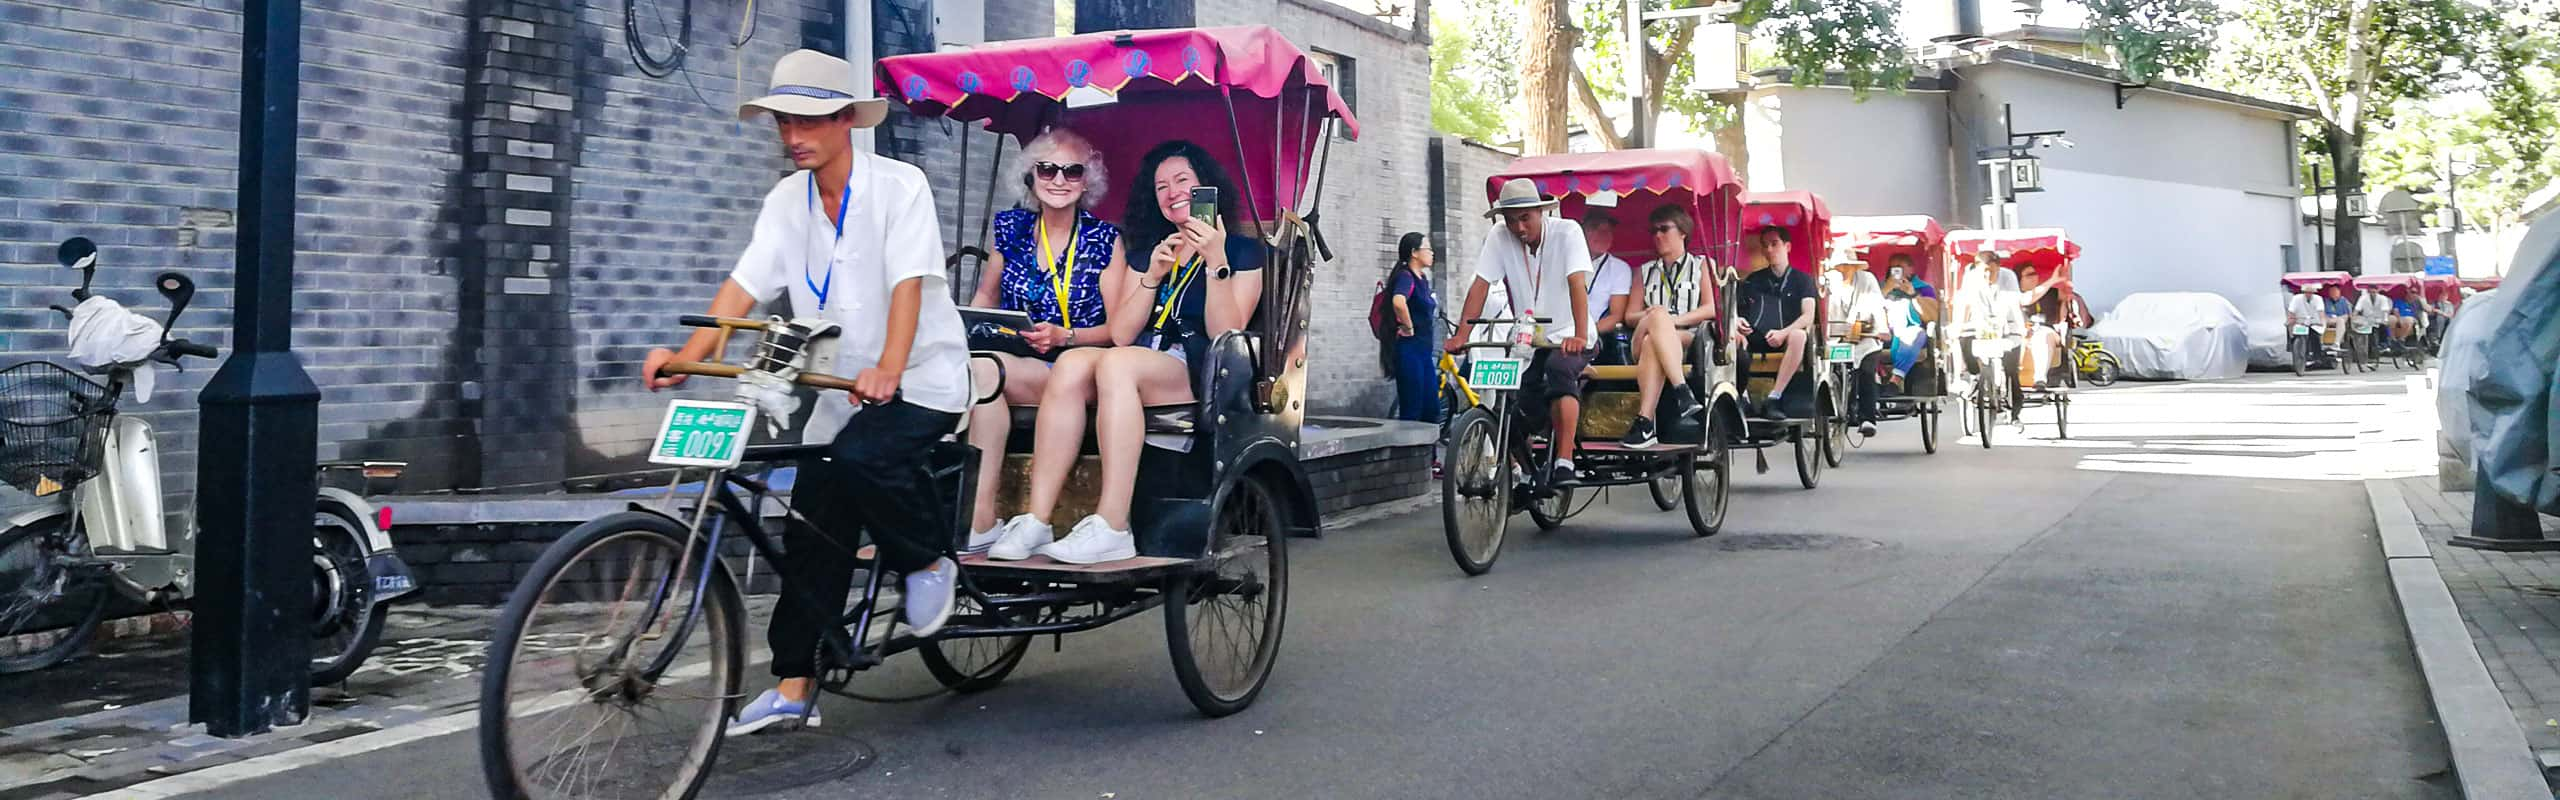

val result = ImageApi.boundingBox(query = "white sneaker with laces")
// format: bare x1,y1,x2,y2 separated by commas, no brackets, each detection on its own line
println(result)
986,514,1054,561
1036,515,1138,565
902,558,958,637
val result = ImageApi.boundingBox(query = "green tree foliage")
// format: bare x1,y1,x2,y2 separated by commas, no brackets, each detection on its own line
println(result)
2362,5,2560,225
1431,10,1517,142
2077,0,2222,84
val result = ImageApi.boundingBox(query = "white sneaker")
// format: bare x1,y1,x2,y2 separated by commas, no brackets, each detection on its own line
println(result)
962,527,999,556
1036,516,1137,565
986,514,1055,561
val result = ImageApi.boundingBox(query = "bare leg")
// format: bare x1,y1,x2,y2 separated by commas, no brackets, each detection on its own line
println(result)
1025,348,1106,523
968,355,1051,532
1632,318,1663,422
1090,348,1193,530
1552,395,1581,462
1773,329,1808,389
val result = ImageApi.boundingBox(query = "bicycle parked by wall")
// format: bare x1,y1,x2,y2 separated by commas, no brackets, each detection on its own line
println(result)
0,237,415,682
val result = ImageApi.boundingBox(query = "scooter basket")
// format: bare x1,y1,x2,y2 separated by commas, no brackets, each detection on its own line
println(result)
0,362,109,493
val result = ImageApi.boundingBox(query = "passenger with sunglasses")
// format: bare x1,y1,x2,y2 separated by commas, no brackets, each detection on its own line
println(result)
964,128,1121,552
1615,204,1714,448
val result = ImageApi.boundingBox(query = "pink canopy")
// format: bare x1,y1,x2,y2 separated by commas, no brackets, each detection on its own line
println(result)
1488,149,1747,267
1741,191,1832,276
876,26,1358,223
2279,271,2353,291
1830,214,1946,287
2418,273,2461,301
2353,272,2421,299
2462,277,2502,291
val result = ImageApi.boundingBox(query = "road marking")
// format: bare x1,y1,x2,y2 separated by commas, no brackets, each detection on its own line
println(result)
100,647,765,799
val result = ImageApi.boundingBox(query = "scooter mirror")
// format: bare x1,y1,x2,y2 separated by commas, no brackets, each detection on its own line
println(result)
155,272,196,331
57,238,98,301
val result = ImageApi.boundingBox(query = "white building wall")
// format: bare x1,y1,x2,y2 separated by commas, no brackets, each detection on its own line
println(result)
2028,168,2296,314
1762,87,1955,219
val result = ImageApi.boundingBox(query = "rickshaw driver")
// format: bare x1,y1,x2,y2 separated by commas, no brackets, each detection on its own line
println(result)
638,49,972,735
2351,284,2390,362
1736,225,1818,420
1445,178,1598,487
2285,282,2328,358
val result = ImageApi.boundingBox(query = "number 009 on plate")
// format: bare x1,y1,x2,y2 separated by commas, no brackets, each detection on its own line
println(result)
1468,356,1527,391
651,400,758,468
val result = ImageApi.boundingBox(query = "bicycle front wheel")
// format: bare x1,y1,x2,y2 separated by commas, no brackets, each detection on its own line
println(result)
480,511,743,800
0,513,105,674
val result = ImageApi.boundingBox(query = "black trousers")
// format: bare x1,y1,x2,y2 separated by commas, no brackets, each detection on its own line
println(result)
1851,351,1884,422
770,399,960,679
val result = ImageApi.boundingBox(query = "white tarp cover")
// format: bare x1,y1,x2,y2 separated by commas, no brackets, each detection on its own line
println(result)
2446,212,2560,514
2233,293,2292,369
2085,292,2251,381
65,295,162,401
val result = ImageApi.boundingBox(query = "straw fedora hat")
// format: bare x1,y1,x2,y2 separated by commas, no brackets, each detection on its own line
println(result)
1485,177,1558,218
738,50,890,127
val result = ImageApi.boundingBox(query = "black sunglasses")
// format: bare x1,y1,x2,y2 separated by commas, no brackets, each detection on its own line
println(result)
1651,224,1680,234
1034,161,1088,181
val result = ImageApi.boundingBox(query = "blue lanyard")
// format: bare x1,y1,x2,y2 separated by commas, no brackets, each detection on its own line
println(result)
807,173,851,310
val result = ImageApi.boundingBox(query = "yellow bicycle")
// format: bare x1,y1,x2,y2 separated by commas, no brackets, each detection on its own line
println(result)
2069,333,2121,387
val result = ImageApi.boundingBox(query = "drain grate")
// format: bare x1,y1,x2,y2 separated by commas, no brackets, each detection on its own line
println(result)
701,727,877,796
1706,533,1885,552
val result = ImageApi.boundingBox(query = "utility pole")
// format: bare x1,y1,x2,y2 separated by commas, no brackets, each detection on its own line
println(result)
2444,151,2463,275
191,0,319,737
1623,1,1745,150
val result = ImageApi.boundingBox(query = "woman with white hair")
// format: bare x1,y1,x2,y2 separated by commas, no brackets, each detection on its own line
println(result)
963,128,1120,551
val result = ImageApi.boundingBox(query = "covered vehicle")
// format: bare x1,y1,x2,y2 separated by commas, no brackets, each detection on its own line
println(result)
2442,213,2559,516
2236,293,2292,369
2084,292,2251,381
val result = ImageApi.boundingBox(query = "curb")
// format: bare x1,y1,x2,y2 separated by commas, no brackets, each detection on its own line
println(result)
0,609,188,660
2366,478,2552,798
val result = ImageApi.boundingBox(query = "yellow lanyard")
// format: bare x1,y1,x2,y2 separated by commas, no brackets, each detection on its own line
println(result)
1655,256,1690,305
1037,216,1080,327
1150,256,1203,335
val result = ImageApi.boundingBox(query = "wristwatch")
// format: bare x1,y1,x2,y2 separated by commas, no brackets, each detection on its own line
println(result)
1213,264,1234,280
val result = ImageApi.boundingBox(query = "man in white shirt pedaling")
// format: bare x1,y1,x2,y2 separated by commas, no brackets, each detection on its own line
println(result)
640,49,973,736
1444,178,1598,487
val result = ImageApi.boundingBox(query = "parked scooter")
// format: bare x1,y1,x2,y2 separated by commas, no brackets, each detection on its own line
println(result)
0,237,415,683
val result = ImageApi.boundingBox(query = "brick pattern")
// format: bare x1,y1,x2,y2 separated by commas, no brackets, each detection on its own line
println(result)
1306,443,1428,518
2402,476,2560,755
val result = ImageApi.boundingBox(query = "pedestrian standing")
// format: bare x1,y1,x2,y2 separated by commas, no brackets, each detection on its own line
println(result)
1383,232,1443,423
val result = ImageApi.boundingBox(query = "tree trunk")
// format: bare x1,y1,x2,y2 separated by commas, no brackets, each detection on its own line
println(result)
1711,96,1750,183
1522,0,1575,154
2328,120,2365,275
1567,66,1629,150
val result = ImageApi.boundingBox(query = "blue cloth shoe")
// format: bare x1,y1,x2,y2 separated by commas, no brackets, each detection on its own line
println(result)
726,688,819,736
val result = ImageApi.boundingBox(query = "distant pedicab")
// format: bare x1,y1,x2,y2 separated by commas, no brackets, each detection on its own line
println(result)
1944,228,2078,446
475,26,1354,800
1734,191,1839,484
2278,270,2354,376
1829,214,1951,454
2349,272,2427,370
1437,148,1746,576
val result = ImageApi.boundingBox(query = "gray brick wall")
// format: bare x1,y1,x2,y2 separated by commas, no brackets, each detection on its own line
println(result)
1187,0,1432,418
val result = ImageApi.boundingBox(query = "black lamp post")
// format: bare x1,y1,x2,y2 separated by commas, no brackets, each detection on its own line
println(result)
189,0,319,737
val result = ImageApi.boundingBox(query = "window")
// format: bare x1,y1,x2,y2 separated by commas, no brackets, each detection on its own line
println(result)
1309,49,1355,139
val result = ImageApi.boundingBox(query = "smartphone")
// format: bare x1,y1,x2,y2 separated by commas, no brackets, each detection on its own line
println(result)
1888,266,1907,282
1189,186,1220,225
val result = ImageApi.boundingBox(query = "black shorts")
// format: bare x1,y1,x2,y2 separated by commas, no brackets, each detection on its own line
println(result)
1521,348,1591,411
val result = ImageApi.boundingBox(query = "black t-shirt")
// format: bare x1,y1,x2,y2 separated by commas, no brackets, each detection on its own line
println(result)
1127,233,1266,348
1740,266,1815,333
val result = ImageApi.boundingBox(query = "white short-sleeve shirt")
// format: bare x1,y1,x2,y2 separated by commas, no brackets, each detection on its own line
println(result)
729,147,970,443
1590,253,1633,322
1472,217,1597,343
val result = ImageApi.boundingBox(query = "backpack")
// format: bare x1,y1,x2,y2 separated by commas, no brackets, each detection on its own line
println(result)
1368,274,1404,341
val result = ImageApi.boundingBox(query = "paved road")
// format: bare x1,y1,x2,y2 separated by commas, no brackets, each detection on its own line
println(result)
170,372,2453,799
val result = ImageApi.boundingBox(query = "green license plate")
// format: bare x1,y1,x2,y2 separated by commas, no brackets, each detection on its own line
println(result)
650,400,757,468
1828,343,1853,361
1468,357,1527,391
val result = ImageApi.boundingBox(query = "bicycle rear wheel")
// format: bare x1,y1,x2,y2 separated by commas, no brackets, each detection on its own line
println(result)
0,513,105,674
480,511,742,800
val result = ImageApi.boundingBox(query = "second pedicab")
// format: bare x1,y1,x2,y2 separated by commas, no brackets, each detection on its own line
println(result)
2349,272,2426,370
1733,191,1838,484
1945,228,2078,446
1438,148,1745,576
1830,214,1950,454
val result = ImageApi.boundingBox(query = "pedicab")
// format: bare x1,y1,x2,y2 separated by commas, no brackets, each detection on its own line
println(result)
2419,273,2462,355
1944,228,2077,445
1829,214,1950,454
1731,191,1836,486
1437,148,1745,576
476,26,1351,799
2350,272,2426,370
2462,276,2502,292
2277,270,2353,375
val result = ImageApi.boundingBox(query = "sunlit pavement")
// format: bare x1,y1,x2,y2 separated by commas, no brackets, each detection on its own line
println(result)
170,369,2454,800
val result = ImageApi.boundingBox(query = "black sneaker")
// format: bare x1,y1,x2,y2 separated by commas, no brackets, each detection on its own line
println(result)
1620,417,1659,449
1671,386,1703,421
1549,461,1576,487
1754,399,1791,422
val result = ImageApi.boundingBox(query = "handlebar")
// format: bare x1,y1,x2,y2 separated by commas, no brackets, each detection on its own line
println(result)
164,339,219,360
1462,316,1551,326
661,360,859,393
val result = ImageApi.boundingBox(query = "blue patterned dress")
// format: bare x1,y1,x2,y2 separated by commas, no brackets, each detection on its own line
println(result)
989,207,1117,332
